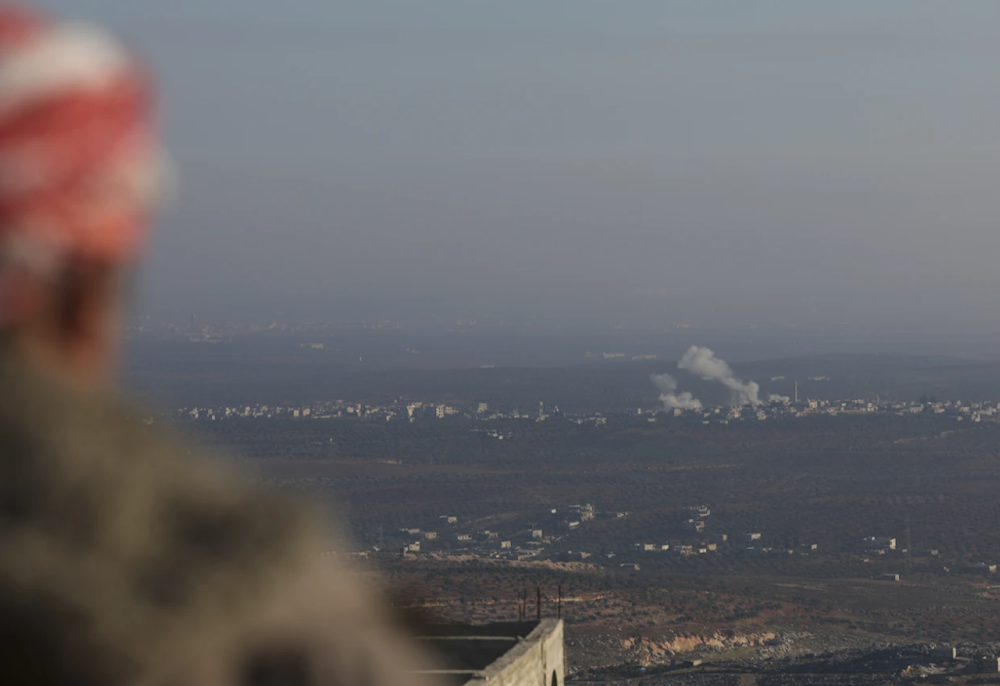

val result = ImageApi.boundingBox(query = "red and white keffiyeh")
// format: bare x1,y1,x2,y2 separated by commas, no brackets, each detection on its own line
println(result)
0,3,166,321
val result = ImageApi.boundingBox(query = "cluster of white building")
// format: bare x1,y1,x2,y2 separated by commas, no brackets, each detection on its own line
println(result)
395,504,601,563
174,394,1000,428
667,397,1000,424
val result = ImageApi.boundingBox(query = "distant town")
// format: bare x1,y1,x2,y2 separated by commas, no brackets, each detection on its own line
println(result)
172,394,1000,426
170,394,1000,576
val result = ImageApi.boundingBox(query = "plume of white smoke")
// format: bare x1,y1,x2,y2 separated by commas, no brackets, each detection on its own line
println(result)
768,394,791,404
678,346,763,406
651,373,702,411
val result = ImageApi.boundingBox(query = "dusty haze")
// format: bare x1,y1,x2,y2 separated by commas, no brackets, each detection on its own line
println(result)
44,1,1000,336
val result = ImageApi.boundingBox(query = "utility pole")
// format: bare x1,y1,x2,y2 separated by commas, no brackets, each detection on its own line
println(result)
905,517,912,573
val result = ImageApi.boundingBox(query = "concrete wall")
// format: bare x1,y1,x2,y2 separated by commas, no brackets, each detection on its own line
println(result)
468,619,564,686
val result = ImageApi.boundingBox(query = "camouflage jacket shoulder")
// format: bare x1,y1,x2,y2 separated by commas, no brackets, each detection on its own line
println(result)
0,352,435,686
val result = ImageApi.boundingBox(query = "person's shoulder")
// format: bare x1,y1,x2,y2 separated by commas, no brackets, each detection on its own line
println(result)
0,350,325,590
0,354,439,685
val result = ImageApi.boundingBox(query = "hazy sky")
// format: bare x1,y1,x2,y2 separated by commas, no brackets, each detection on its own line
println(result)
43,1,1000,330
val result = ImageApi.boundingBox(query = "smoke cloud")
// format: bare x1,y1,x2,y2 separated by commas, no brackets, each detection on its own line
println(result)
651,373,703,411
678,346,763,406
652,346,783,411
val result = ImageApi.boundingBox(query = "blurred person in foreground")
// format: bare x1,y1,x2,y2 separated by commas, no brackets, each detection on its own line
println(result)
0,5,435,685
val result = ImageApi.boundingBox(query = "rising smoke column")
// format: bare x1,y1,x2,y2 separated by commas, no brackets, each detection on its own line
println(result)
678,346,763,406
651,373,703,410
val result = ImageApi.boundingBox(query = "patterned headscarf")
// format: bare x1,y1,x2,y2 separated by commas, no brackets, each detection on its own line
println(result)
0,3,165,321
